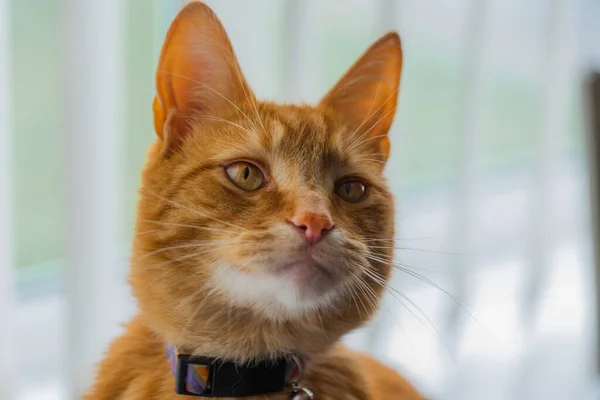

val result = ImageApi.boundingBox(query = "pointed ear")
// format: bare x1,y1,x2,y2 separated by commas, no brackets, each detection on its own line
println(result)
153,2,254,152
319,32,402,162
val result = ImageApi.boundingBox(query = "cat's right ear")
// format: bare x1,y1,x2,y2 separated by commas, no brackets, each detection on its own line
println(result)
153,2,255,153
319,32,402,163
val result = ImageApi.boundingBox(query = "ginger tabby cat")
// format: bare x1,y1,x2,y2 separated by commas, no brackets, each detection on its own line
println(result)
85,2,424,399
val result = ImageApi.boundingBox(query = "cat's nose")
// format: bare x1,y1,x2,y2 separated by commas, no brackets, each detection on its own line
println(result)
289,212,334,244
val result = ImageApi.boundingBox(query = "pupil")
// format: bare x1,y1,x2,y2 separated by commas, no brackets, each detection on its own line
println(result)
345,183,352,195
244,167,250,180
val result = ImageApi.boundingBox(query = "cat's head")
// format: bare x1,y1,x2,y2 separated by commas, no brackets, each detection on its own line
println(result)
131,2,402,358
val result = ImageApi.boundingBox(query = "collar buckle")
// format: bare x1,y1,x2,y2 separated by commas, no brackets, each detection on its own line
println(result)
174,353,214,397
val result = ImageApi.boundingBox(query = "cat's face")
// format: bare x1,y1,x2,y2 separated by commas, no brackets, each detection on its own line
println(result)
131,2,402,355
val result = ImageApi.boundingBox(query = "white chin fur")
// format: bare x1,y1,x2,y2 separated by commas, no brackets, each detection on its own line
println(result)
210,263,342,319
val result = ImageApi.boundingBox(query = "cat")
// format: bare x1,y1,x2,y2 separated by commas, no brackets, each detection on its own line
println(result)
85,2,424,399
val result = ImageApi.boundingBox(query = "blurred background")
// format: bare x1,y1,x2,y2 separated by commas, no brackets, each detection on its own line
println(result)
1,0,600,399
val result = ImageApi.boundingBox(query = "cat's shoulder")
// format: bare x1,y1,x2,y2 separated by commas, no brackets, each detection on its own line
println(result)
302,343,371,400
83,315,177,400
304,343,424,400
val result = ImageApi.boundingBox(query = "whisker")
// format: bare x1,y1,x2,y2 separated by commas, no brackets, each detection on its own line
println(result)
363,237,436,242
353,133,388,147
376,264,488,333
143,244,240,274
358,263,456,364
392,264,473,307
156,70,260,132
137,240,245,260
345,97,398,156
346,278,363,320
345,89,396,152
136,247,223,296
353,158,387,165
354,276,380,313
351,153,390,164
352,266,412,344
353,75,383,136
315,309,326,337
362,266,441,334
140,190,248,232
140,219,241,235
359,265,388,287
364,253,480,310
361,252,445,274
353,278,374,307
368,246,469,256
365,253,468,302
182,280,215,336
201,115,255,136
230,57,267,136
344,81,397,153
347,105,397,155
353,282,371,318
236,254,259,271
354,153,390,158
359,252,492,340
387,286,456,364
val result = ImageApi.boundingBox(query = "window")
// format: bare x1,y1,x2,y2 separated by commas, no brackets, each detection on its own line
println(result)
4,1,599,399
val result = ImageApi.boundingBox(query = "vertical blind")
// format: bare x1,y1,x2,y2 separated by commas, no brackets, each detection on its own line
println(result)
2,0,598,399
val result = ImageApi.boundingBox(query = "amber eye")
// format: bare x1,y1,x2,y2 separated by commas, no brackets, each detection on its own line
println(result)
225,162,265,191
336,179,367,203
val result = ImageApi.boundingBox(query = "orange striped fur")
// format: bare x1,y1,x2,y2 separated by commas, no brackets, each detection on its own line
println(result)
86,2,423,399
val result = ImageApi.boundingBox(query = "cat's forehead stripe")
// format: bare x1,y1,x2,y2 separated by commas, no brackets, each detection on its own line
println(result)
264,106,337,151
269,118,286,146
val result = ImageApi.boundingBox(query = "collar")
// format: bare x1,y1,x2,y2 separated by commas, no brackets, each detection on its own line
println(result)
166,344,308,397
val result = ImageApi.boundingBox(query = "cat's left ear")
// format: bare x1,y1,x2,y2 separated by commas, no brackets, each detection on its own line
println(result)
319,32,402,162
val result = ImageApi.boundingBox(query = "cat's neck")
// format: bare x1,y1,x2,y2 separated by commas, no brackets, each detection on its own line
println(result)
141,298,359,363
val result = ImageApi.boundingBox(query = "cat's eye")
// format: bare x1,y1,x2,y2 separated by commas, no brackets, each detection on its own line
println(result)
335,179,367,203
225,161,265,191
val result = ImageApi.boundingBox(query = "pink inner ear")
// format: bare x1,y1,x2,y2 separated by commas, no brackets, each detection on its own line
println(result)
318,32,402,153
154,2,255,144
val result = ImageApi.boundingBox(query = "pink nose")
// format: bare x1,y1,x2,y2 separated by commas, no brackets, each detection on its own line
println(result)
289,212,334,244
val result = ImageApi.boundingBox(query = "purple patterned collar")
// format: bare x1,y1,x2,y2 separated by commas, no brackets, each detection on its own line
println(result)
166,344,308,397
